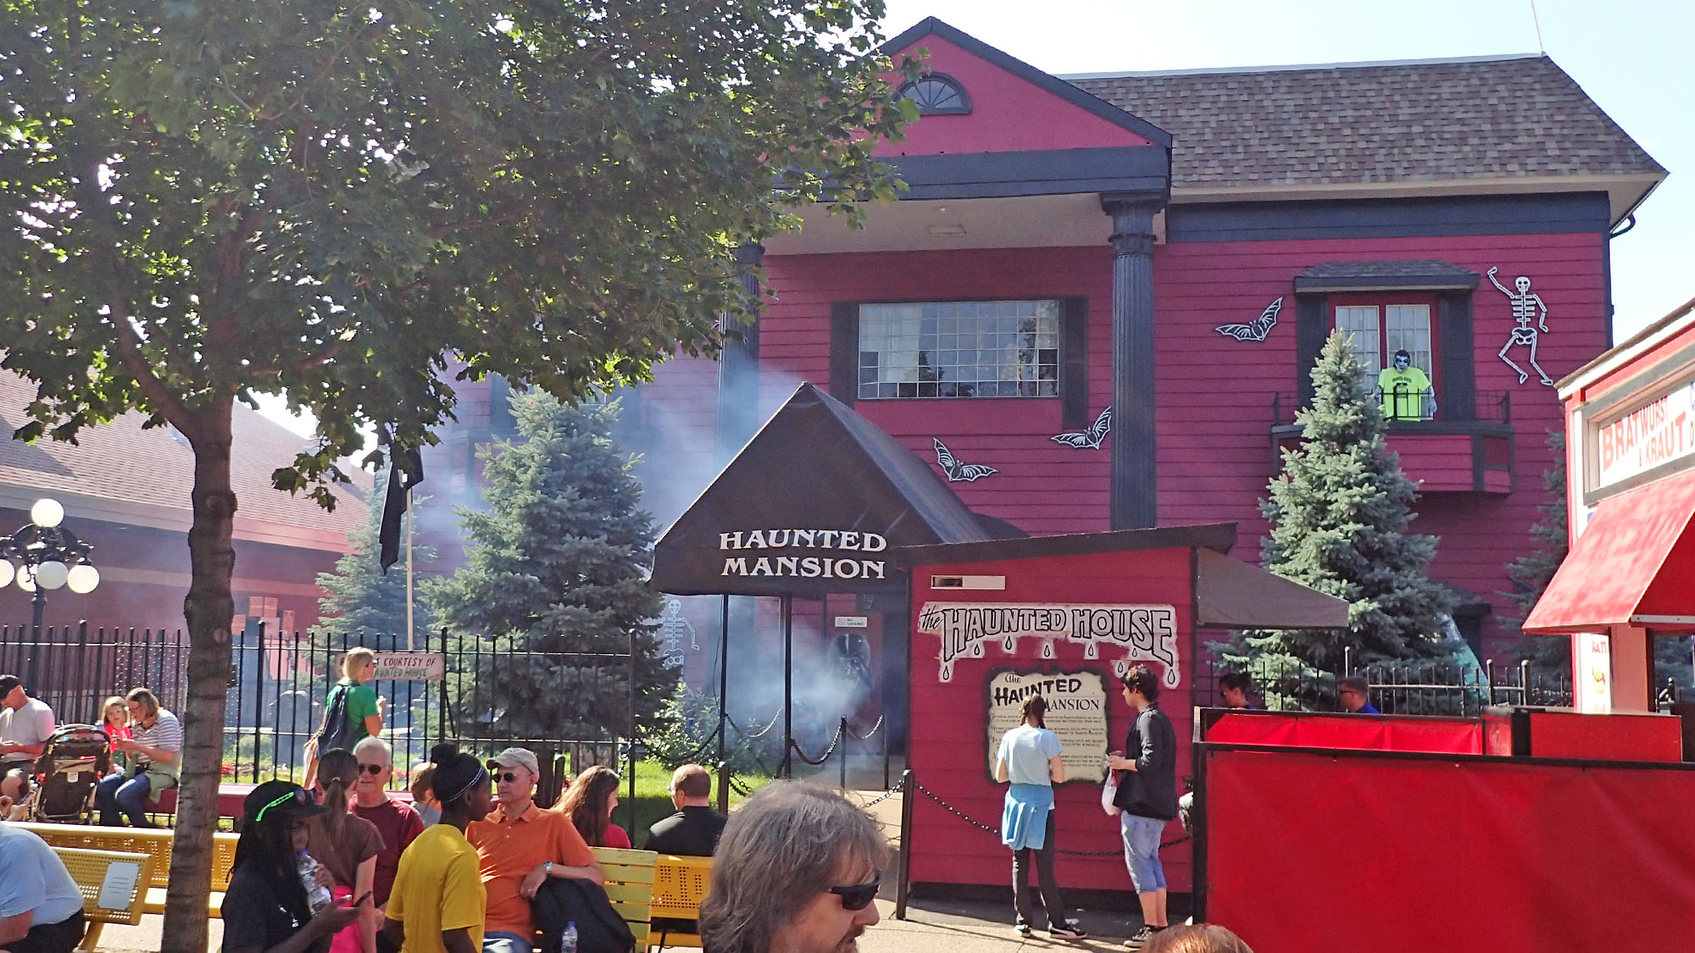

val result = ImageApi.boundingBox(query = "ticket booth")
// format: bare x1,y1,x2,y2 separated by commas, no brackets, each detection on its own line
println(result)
1524,298,1695,710
898,525,1347,897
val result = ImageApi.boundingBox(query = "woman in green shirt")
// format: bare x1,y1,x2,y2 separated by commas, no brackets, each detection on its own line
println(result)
306,647,385,788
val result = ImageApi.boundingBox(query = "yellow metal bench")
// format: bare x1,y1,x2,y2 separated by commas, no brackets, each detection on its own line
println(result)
648,855,713,951
51,846,152,953
590,845,659,953
20,821,238,918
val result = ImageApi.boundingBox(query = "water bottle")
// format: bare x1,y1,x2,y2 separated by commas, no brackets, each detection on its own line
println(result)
297,851,334,915
559,920,578,953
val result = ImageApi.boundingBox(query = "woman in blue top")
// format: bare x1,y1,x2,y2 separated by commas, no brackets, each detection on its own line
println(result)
995,694,1086,939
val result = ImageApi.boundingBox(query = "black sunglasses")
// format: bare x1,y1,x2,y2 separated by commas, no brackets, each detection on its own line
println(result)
827,873,881,911
357,763,386,775
493,772,521,784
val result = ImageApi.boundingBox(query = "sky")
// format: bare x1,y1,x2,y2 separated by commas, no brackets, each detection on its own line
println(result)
260,0,1691,439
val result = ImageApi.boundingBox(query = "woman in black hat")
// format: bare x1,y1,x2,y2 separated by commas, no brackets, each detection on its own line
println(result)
223,779,366,953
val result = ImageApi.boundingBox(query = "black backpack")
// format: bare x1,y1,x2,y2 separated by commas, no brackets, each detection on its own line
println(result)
532,876,637,953
315,684,355,754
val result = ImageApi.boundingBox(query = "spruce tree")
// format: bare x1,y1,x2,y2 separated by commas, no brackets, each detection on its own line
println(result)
1503,431,1571,679
315,471,437,651
1222,332,1458,706
424,393,672,741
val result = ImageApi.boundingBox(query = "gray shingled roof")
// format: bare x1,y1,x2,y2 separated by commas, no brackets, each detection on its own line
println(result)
1068,55,1664,191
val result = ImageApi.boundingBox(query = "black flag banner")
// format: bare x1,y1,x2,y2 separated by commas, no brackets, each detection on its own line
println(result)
379,446,424,573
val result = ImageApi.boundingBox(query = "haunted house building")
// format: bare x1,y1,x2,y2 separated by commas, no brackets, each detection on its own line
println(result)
622,18,1664,673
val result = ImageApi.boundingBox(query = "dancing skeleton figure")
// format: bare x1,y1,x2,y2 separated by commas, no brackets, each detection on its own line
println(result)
1489,266,1553,386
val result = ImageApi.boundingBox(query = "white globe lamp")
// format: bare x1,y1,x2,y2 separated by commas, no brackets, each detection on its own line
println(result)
66,564,100,594
0,561,11,589
32,560,68,590
29,498,64,528
16,570,35,592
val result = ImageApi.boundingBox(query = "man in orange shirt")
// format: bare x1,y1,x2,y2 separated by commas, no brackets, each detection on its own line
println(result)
466,747,603,953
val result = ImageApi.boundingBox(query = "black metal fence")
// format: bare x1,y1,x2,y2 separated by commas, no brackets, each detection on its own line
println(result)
1272,388,1512,426
0,623,630,800
1193,650,1575,716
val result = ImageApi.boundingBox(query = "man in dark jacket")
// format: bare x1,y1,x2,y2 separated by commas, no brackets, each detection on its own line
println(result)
643,763,728,857
1106,665,1177,948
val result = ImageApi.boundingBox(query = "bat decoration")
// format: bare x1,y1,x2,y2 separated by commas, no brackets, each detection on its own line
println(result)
1051,406,1112,450
1214,296,1284,342
933,438,998,482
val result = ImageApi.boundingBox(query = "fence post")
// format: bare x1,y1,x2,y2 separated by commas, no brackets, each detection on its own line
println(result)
1485,659,1496,707
895,769,914,921
838,716,848,790
718,761,731,814
1520,659,1531,706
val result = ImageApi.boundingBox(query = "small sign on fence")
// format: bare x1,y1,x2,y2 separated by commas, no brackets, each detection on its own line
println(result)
372,652,447,682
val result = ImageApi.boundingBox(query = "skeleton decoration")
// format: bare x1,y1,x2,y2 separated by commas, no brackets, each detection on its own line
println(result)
933,438,997,482
1489,267,1553,386
657,598,699,654
1051,406,1112,449
1214,297,1284,342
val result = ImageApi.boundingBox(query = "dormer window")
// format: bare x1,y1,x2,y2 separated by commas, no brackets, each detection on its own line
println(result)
897,74,972,115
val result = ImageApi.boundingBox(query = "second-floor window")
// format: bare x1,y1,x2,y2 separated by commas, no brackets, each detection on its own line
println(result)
857,299,1062,399
1333,297,1437,419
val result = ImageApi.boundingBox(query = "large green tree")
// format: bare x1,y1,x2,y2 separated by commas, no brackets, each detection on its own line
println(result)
0,3,911,946
1221,332,1459,706
426,393,672,739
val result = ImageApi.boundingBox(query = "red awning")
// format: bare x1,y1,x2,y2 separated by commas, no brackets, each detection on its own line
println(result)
1524,467,1695,634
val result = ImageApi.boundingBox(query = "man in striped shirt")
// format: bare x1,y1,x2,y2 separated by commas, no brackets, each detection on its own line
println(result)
95,687,182,828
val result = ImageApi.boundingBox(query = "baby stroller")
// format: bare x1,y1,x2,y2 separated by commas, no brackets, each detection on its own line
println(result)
29,724,110,823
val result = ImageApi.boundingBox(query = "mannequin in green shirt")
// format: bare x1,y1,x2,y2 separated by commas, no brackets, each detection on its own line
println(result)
1378,349,1435,420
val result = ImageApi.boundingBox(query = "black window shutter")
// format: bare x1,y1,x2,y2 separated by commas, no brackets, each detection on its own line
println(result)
1438,292,1475,420
1294,292,1327,407
829,302,859,405
1061,296,1089,429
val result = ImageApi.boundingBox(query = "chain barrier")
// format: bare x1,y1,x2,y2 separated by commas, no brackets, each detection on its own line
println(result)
911,780,1185,854
727,773,756,797
788,723,845,766
725,707,783,740
860,777,906,807
844,714,884,741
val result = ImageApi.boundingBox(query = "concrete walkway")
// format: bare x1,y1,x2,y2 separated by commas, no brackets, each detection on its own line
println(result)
92,897,1140,953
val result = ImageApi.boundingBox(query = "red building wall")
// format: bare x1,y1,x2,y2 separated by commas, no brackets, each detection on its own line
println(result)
906,547,1196,894
761,246,1115,535
1153,230,1608,653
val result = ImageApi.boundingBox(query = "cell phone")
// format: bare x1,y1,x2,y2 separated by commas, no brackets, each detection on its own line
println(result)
351,891,374,908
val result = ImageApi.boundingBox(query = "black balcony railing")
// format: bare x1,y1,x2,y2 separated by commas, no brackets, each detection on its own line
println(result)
1272,387,1511,428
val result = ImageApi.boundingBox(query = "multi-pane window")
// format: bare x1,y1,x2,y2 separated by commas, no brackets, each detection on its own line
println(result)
1333,303,1434,394
857,300,1062,399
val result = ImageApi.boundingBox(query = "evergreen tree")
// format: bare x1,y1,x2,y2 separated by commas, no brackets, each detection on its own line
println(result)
1221,332,1458,706
425,393,672,740
315,471,437,650
1503,431,1571,678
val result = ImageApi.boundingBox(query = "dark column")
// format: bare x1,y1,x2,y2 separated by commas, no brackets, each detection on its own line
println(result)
1102,195,1162,529
717,242,764,462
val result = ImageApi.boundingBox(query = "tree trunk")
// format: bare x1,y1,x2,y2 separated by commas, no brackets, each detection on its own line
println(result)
160,399,238,953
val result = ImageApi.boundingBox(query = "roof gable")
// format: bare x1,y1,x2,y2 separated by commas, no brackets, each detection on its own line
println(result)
651,383,1016,596
880,18,1169,157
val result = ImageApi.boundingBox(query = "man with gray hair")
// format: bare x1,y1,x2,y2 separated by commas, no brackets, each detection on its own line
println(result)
700,782,888,953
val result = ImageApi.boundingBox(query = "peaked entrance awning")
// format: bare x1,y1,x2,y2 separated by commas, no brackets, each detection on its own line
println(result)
1524,467,1695,634
650,383,1019,597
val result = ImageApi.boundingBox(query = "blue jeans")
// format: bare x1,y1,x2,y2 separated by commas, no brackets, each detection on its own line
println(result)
96,771,157,827
482,931,532,953
1120,812,1167,893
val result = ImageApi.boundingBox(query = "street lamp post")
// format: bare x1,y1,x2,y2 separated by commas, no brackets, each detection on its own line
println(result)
0,498,100,687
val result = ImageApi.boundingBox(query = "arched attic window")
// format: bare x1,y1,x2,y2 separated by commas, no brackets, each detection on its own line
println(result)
896,74,972,115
